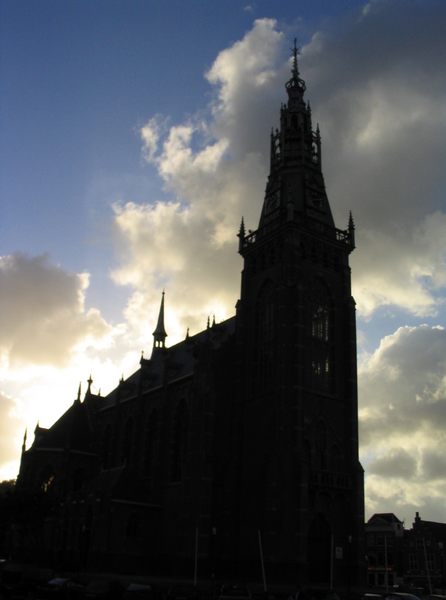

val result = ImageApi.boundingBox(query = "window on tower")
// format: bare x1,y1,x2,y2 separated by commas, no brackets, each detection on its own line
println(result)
309,289,333,392
312,305,329,341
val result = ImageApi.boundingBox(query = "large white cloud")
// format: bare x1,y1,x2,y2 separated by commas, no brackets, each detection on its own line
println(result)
0,253,112,367
113,5,446,345
359,324,446,521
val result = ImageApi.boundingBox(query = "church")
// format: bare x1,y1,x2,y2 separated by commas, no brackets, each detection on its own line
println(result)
16,47,365,586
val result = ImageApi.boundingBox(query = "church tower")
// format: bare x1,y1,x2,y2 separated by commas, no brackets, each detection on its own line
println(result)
235,43,364,585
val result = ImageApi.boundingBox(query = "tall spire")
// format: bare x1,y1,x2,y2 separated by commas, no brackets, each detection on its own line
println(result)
152,291,167,350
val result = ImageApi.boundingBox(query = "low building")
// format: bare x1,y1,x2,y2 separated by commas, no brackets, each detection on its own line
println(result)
403,512,446,593
365,513,405,588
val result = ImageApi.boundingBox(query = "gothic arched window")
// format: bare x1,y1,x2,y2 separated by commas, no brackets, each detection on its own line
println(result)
309,284,333,391
39,465,56,493
171,400,188,482
312,305,329,341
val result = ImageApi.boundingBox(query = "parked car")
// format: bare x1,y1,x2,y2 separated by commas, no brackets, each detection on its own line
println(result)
385,593,421,600
36,577,85,600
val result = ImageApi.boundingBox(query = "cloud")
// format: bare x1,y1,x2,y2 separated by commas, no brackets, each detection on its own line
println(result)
112,19,286,342
368,448,417,479
0,391,21,477
0,253,112,367
359,324,446,520
111,4,446,351
299,0,446,316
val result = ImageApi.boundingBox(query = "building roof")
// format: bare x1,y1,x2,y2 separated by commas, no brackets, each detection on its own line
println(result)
367,513,404,526
97,316,235,411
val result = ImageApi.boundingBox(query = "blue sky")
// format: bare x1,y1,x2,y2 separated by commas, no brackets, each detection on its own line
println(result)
1,0,366,315
2,0,446,522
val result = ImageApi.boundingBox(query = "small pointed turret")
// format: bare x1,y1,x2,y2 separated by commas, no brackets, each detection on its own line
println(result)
87,375,93,394
185,327,190,340
348,211,356,249
75,383,81,404
237,217,246,252
152,291,167,350
22,428,27,454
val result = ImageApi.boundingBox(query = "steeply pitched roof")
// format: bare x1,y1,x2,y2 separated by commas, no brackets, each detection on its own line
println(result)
31,400,94,452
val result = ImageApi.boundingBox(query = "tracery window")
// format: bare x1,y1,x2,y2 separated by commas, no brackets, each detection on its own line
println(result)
39,465,56,493
309,284,333,391
311,305,329,341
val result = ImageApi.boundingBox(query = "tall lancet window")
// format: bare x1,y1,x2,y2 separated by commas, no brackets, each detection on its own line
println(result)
171,400,189,482
255,283,275,390
309,284,333,391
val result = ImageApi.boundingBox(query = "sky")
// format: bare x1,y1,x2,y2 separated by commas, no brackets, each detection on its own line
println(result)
1,0,446,524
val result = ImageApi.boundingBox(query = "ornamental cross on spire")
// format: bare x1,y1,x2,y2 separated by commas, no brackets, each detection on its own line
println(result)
291,38,301,77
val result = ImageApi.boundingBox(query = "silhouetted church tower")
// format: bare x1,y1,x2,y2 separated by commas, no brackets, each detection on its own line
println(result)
16,43,364,586
235,42,364,582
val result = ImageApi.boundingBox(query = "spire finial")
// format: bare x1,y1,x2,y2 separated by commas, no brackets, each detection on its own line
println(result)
152,290,168,350
207,316,210,330
77,382,81,402
291,38,300,78
212,315,216,327
87,375,93,393
22,428,27,453
286,37,306,97
185,327,190,340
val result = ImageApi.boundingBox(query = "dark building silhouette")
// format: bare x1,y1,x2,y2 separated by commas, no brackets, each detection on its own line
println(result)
16,46,364,585
365,513,405,588
403,512,446,592
365,512,446,592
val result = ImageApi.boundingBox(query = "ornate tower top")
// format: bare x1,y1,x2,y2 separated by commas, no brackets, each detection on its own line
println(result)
238,41,354,255
152,291,167,350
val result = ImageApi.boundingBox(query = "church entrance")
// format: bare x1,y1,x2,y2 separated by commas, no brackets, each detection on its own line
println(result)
307,514,331,584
